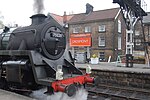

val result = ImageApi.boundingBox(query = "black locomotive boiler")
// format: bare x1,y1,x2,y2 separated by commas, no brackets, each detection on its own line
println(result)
0,14,97,96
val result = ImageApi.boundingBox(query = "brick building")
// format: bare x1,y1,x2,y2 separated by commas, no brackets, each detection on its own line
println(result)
143,12,150,63
130,12,150,64
50,5,148,63
68,7,126,63
132,19,145,63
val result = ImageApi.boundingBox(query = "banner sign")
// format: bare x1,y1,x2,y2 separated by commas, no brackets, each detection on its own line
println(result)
70,33,91,47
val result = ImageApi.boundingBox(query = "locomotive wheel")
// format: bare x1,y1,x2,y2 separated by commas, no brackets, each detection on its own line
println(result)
65,84,77,97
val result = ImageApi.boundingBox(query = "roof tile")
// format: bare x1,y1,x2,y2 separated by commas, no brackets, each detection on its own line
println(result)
50,13,73,25
68,8,120,24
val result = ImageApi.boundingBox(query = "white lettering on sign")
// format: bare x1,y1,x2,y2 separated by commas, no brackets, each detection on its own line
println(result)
72,40,88,43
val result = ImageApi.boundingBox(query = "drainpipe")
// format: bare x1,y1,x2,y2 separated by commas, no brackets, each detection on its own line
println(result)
112,19,117,61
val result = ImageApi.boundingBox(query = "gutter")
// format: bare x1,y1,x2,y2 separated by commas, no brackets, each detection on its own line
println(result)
68,18,114,25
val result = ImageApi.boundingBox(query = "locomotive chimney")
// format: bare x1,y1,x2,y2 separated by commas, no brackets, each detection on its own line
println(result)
30,14,47,25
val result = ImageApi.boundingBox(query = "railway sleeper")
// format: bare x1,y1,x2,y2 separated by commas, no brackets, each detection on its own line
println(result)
87,84,150,100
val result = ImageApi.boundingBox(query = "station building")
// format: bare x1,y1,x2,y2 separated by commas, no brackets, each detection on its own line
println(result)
130,12,150,64
143,12,150,64
133,20,145,64
50,4,148,64
68,6,126,63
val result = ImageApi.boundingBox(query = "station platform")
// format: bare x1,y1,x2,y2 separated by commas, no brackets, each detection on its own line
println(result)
75,62,150,74
0,89,34,100
76,62,150,89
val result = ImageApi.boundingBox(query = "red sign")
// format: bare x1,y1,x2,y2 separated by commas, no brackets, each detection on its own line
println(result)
70,33,91,47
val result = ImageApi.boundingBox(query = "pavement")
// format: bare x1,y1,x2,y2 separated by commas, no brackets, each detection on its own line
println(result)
0,89,34,100
75,62,150,74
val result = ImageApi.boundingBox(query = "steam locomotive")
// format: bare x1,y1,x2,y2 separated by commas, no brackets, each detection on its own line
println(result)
0,14,97,96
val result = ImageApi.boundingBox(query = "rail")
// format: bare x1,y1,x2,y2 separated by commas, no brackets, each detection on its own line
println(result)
87,84,150,100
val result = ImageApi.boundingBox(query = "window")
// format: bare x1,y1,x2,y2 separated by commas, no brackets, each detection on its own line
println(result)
98,36,105,46
85,26,91,33
135,31,140,36
118,20,121,33
98,25,105,32
135,39,141,46
118,36,122,50
99,52,105,61
73,27,80,33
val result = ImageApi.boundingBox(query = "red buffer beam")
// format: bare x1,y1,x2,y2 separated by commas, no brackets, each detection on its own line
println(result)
51,74,99,97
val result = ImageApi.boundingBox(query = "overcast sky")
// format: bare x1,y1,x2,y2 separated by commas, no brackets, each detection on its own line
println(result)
0,0,149,26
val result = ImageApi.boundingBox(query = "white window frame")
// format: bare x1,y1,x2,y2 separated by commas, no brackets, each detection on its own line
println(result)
73,27,80,33
98,25,106,32
135,31,140,36
118,20,121,33
135,39,141,46
99,52,105,61
85,26,91,33
98,36,105,46
118,36,122,50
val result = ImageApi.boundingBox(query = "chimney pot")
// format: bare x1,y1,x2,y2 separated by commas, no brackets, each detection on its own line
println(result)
86,3,94,14
63,11,67,24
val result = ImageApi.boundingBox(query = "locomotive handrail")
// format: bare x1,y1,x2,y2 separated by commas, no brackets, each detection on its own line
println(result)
2,60,28,65
48,30,65,34
12,29,36,35
0,50,30,56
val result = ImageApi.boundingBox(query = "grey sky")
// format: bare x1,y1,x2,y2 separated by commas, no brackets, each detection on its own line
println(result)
0,0,149,26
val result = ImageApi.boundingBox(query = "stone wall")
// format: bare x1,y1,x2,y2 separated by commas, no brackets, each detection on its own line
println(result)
80,68,150,89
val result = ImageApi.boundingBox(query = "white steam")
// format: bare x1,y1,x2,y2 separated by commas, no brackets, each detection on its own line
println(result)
30,88,88,100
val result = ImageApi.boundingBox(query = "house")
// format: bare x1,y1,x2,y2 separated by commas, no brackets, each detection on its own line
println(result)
37,3,148,64
68,5,126,63
50,12,73,26
143,12,150,63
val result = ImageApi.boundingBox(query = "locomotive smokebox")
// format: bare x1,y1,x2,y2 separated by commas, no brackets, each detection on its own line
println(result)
30,14,47,25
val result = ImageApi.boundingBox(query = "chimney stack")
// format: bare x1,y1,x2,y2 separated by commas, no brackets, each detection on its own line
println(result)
86,3,94,14
63,11,67,24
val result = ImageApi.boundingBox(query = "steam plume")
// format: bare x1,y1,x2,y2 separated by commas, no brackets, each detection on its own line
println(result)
33,0,45,14
30,87,88,100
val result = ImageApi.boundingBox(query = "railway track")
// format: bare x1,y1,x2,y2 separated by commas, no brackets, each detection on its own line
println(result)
86,84,150,100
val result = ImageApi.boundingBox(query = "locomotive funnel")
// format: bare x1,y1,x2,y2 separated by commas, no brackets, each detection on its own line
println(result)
30,14,47,25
